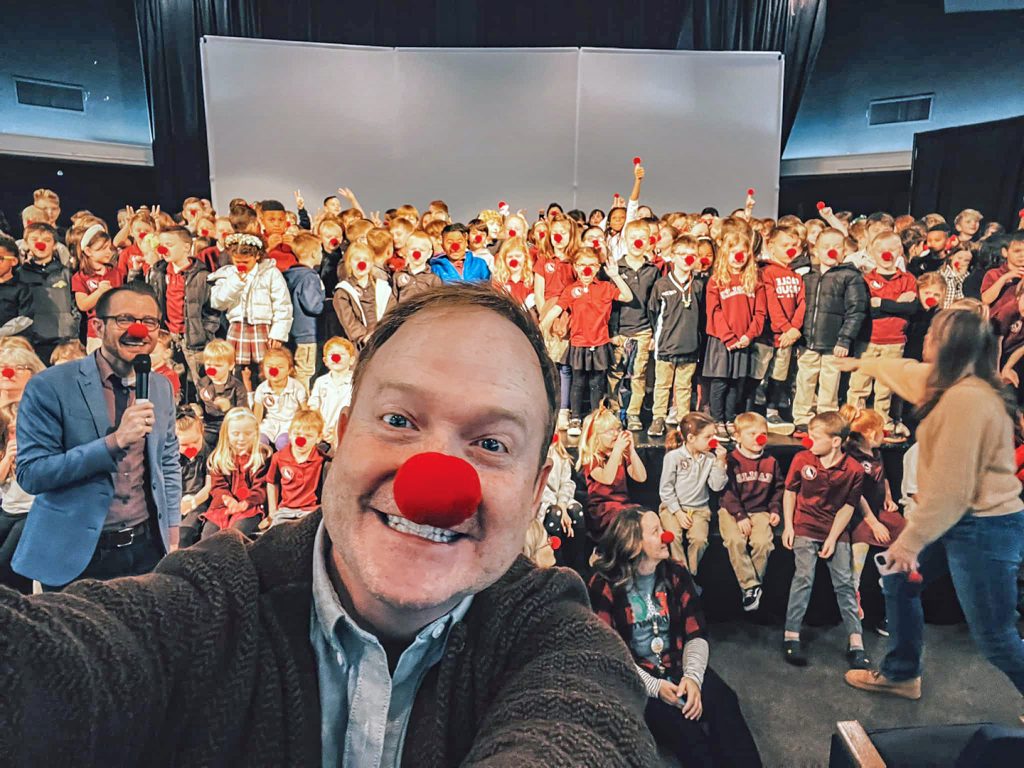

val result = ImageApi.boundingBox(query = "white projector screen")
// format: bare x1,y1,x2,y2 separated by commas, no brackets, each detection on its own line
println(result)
201,36,783,221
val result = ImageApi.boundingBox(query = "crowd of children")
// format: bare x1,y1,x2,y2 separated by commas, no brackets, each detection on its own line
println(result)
1,178,1023,747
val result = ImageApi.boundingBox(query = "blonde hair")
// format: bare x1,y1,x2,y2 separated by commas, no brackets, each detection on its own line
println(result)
33,188,59,204
262,346,294,372
388,217,414,239
491,237,534,286
540,216,579,262
290,232,322,264
290,406,324,435
345,219,373,243
366,227,394,263
324,336,356,358
203,338,236,365
344,242,375,274
394,204,420,224
208,408,267,475
50,339,87,365
0,345,45,375
713,220,759,294
733,411,767,433
0,337,36,354
954,208,982,229
576,401,622,470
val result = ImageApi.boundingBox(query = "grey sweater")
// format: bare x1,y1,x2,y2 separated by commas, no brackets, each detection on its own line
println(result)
659,445,728,513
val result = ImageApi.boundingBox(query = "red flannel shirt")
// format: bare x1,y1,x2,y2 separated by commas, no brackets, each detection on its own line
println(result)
705,274,766,345
556,280,619,348
588,560,707,680
760,262,806,345
784,450,864,541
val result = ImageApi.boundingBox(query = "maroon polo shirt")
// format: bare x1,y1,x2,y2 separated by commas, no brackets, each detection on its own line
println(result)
265,445,325,511
784,450,864,541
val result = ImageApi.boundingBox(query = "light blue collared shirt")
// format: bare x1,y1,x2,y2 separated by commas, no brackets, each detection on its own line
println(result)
310,520,473,768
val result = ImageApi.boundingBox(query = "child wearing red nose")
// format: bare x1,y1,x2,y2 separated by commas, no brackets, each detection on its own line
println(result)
20,221,79,365
719,412,782,612
467,218,494,271
176,409,211,548
201,407,271,539
73,226,123,352
782,411,868,669
540,247,634,436
658,413,728,575
606,161,645,262
939,247,972,306
755,227,806,435
308,336,354,451
115,212,156,281
197,339,249,452
258,200,298,272
253,347,307,450
333,242,396,348
393,230,442,304
429,223,490,283
646,235,705,437
491,237,535,312
704,222,767,440
265,408,328,527
903,272,947,363
846,232,918,433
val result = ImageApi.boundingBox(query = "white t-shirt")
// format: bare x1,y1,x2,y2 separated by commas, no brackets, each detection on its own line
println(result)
254,377,307,440
308,372,353,445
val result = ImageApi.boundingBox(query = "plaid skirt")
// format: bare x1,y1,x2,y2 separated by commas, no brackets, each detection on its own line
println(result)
227,322,270,365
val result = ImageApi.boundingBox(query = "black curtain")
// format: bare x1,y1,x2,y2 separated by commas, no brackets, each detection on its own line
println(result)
135,0,826,207
910,116,1024,228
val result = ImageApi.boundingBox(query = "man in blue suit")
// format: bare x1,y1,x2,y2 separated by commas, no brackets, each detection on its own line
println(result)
12,285,181,588
430,223,491,283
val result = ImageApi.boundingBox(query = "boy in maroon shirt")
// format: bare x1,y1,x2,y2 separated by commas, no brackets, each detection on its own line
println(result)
719,412,782,612
980,230,1024,311
265,408,328,526
782,411,868,670
846,232,918,431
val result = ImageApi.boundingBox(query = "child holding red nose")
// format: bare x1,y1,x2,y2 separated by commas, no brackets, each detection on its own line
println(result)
658,413,728,575
846,232,918,433
202,407,271,539
429,223,490,283
266,408,328,527
176,409,211,548
308,336,354,451
719,412,782,612
393,230,442,304
333,242,396,348
491,237,535,311
253,347,307,450
704,221,767,439
197,339,249,452
540,247,634,436
646,235,705,437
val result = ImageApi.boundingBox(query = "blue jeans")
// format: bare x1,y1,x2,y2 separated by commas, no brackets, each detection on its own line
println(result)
881,511,1024,694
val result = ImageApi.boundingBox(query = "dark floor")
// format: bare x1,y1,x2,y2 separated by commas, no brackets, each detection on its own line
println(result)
709,620,1024,768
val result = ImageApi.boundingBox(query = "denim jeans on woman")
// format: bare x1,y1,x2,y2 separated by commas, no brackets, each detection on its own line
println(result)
880,511,1024,694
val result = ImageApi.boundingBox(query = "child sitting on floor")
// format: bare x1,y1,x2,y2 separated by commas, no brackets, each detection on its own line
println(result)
202,407,272,539
253,347,307,450
265,408,329,527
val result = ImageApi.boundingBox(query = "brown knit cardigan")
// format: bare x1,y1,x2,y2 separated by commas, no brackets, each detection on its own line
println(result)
0,511,658,767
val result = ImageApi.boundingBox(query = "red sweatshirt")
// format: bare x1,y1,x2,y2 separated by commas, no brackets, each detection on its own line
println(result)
705,274,766,345
864,269,918,345
760,262,806,346
720,449,784,522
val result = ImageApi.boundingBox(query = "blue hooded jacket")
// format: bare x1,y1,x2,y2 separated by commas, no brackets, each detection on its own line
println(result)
429,252,491,284
283,265,326,343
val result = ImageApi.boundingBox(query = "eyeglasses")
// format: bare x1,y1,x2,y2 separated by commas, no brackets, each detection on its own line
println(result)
99,314,161,331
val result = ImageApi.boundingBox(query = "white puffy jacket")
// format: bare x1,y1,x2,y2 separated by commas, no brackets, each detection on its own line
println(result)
209,260,294,341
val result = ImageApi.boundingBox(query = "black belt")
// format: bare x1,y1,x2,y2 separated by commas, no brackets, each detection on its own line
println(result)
98,520,150,549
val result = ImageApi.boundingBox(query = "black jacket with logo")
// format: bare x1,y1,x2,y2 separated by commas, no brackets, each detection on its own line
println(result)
801,262,868,352
19,258,78,343
647,274,705,359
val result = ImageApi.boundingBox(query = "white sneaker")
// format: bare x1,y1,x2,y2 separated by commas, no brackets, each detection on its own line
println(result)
766,410,795,436
666,406,679,427
557,408,570,431
567,418,582,438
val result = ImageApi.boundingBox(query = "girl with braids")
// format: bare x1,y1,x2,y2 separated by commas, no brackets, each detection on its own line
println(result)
588,508,761,768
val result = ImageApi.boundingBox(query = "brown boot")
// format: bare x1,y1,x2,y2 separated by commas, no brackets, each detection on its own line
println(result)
844,669,922,700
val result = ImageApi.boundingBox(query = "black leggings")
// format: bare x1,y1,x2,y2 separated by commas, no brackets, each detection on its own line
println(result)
570,367,606,419
644,667,762,768
708,377,755,423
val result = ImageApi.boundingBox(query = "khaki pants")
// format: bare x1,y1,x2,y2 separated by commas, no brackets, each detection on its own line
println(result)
846,342,904,425
609,329,652,418
659,504,711,574
792,348,842,426
294,342,317,393
719,510,775,590
652,359,696,420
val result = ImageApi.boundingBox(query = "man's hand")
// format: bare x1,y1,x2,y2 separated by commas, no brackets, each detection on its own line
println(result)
737,517,752,538
678,678,703,721
819,537,837,559
782,525,795,550
114,401,155,449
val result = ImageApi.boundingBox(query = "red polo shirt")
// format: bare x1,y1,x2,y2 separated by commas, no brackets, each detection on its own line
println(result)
556,280,618,348
784,450,864,541
266,445,326,511
72,266,124,337
499,278,533,308
164,261,189,334
535,253,575,302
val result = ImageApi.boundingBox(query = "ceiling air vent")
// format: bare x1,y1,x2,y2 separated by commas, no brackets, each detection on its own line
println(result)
868,94,932,126
14,78,86,112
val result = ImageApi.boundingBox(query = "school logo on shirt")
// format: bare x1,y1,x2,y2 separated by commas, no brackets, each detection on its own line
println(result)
263,394,277,408
87,279,98,292
572,287,583,298
679,458,691,472
871,280,882,289
200,388,213,402
282,467,294,483
396,273,411,287
802,465,817,480
1012,320,1023,335
545,262,555,273
861,460,873,473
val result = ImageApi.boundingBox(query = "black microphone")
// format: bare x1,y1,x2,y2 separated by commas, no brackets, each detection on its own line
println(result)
133,354,151,401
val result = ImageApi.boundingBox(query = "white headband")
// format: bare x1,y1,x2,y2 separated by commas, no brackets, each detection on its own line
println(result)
81,223,107,250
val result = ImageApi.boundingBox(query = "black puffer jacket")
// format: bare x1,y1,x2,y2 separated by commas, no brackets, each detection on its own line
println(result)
801,262,868,352
150,259,221,350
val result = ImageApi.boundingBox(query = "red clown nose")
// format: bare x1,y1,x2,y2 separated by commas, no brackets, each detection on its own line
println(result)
330,238,340,247
551,433,559,444
733,251,746,263
554,233,563,243
549,536,562,551
708,438,719,450
126,322,149,340
881,251,894,262
633,156,642,165
660,531,675,545
237,265,249,274
356,261,368,271
756,433,768,446
924,296,938,308
827,248,839,260
294,436,308,448
593,239,601,248
649,235,657,245
474,234,483,243
330,353,341,363
538,231,546,239
634,238,645,248
206,366,217,376
183,447,199,460
786,248,797,257
201,228,210,236
509,259,520,269
816,201,826,210
747,188,755,196
908,570,923,584
268,366,280,377
33,241,46,251
393,452,482,529
157,245,169,255
1019,209,1024,219
801,436,814,449
582,266,594,277
450,242,461,252
1,368,14,379
412,250,422,259
700,257,712,269
508,229,517,238
684,254,695,266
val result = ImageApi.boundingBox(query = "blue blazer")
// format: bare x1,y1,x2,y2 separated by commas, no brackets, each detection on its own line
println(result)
12,354,182,586
430,252,491,284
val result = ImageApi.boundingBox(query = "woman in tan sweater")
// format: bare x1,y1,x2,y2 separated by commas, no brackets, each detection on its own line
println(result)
837,308,1024,705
